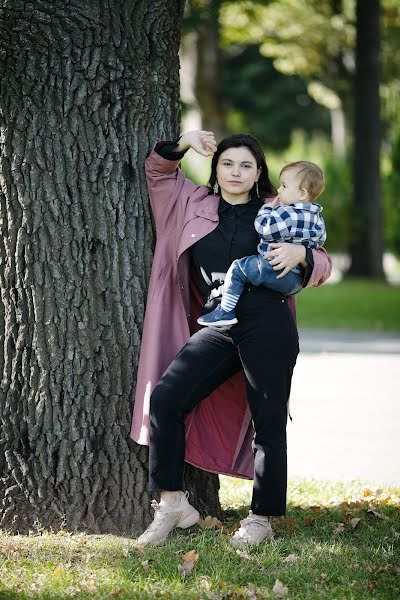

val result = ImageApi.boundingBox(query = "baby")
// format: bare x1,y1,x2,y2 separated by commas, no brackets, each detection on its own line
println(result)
198,161,326,327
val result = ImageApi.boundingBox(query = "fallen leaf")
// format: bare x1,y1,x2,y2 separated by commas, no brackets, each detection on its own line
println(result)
2,543,23,554
380,496,392,505
367,506,387,520
246,583,258,599
53,565,64,576
141,560,151,571
350,518,361,529
303,518,315,527
178,549,199,576
199,575,212,590
272,579,288,597
281,518,296,528
365,560,373,572
198,515,223,530
284,554,298,565
222,523,238,535
236,549,252,561
363,488,374,497
334,522,346,535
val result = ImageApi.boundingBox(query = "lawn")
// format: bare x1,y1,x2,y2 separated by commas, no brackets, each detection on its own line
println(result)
296,279,400,331
1,478,399,599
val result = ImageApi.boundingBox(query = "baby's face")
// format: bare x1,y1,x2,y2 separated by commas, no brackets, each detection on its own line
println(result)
277,169,305,205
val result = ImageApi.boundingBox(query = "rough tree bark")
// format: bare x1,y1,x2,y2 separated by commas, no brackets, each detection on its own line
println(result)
348,0,385,278
0,0,221,535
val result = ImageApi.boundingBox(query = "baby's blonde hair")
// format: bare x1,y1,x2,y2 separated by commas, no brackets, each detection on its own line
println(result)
280,161,325,201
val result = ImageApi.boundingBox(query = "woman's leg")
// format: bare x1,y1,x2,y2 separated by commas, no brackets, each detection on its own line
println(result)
232,287,299,517
149,327,241,492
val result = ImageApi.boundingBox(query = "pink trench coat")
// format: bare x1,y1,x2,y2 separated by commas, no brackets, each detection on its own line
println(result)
130,147,332,480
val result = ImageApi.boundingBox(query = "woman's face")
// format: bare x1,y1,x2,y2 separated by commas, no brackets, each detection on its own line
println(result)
216,146,261,201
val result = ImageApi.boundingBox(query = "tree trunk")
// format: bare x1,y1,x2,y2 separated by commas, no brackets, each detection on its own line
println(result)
0,0,221,535
348,0,385,278
194,0,228,140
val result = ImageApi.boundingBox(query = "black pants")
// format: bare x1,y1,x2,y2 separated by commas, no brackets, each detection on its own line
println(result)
149,286,299,516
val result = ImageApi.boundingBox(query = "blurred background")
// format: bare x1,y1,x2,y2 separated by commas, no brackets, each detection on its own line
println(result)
178,0,400,333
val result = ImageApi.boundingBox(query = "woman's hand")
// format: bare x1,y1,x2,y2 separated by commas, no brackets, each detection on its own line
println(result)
176,131,217,156
264,243,307,279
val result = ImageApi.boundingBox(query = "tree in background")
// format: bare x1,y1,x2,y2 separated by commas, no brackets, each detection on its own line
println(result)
348,0,384,278
221,0,354,158
0,0,221,535
222,45,330,150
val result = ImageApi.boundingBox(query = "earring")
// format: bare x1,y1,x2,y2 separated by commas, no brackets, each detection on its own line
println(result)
255,181,259,198
213,182,219,195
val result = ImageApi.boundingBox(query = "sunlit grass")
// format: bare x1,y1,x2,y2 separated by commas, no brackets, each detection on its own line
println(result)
297,279,400,330
1,478,399,599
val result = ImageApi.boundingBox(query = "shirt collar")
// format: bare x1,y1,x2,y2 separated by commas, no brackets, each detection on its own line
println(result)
218,195,261,215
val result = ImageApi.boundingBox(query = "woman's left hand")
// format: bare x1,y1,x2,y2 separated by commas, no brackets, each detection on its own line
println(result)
264,243,307,279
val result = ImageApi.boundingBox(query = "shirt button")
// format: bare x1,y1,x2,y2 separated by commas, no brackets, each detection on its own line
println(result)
191,233,196,238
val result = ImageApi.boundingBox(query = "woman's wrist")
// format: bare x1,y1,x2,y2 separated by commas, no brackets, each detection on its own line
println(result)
298,245,307,268
175,133,191,153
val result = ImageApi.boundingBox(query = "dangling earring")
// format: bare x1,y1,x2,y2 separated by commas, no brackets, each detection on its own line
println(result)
213,181,219,195
255,181,259,199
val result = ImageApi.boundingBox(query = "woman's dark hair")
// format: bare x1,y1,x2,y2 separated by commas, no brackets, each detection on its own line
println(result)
208,134,277,197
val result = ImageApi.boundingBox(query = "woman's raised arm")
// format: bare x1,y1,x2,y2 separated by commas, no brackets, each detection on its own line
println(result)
145,131,217,237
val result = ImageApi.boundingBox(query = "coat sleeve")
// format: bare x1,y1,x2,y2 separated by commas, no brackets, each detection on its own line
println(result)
306,247,332,288
145,146,199,237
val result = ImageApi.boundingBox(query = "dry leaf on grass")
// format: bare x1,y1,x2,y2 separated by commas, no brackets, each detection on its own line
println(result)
334,522,346,535
236,548,252,561
284,554,298,565
222,523,238,535
198,515,223,530
2,543,23,554
178,549,199,576
141,560,151,571
199,575,212,590
272,579,288,597
350,517,361,529
367,506,387,520
246,583,258,599
53,565,64,576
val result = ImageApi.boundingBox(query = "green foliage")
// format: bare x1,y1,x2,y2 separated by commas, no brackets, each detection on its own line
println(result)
222,45,331,150
220,0,354,109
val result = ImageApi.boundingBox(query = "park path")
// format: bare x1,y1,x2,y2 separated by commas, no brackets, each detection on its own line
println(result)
287,330,400,486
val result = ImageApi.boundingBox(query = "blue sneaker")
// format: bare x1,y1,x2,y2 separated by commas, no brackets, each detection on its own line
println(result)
197,306,238,327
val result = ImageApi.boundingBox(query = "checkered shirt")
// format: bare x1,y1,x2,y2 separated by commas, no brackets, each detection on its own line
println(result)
255,202,326,256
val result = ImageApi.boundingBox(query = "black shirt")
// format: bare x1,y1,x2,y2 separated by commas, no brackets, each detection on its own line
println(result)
155,141,313,310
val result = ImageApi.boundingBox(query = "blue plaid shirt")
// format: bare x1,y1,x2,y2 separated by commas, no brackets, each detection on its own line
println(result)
255,202,326,257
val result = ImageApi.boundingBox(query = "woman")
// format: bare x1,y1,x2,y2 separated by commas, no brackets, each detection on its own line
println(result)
131,131,331,547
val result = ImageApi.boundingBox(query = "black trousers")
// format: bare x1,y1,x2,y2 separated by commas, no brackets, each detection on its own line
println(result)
149,286,299,516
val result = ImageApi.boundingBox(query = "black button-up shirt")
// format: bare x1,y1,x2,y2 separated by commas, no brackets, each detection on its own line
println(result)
156,141,313,310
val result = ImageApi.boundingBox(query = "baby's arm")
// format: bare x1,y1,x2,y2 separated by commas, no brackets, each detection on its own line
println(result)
254,205,293,242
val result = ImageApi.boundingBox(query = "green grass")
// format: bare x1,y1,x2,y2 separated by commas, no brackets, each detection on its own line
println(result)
1,478,399,599
297,279,400,331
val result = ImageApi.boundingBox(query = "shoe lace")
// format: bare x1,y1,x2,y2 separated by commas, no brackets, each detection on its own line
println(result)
146,492,189,531
237,515,268,535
